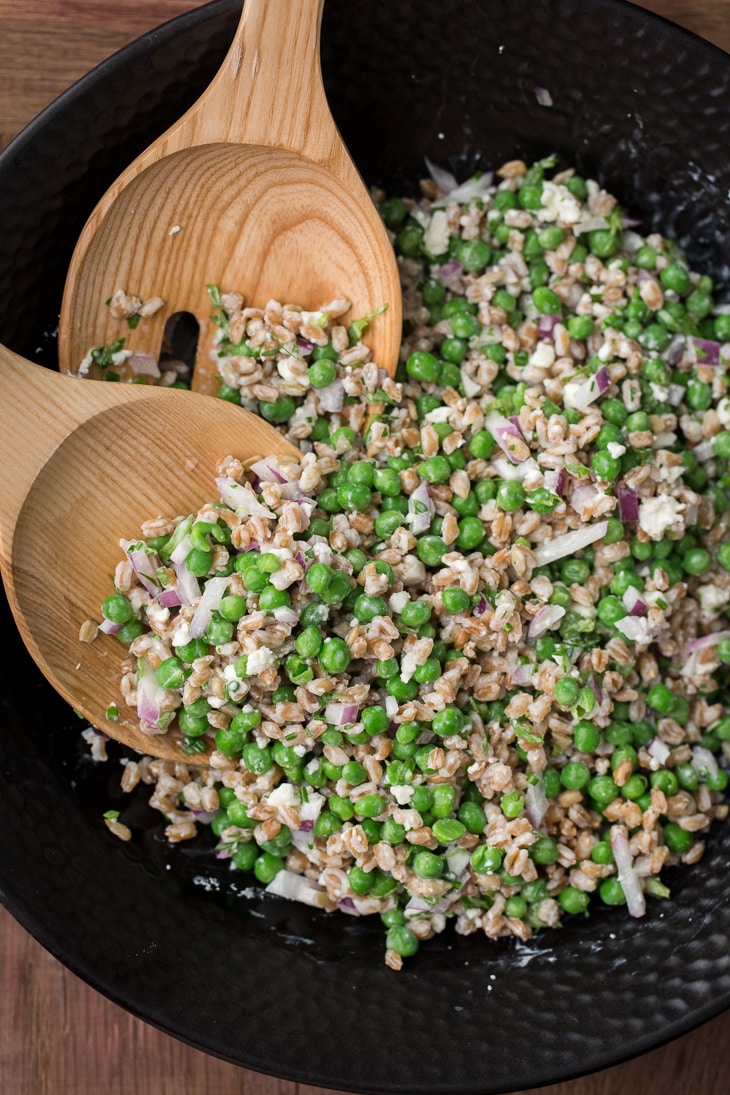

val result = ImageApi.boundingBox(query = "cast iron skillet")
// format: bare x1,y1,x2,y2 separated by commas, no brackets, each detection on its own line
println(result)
1,2,729,1092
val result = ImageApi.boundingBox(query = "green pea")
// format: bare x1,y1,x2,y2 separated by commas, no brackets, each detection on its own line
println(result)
663,822,693,855
102,593,137,625
558,886,590,915
386,925,420,957
532,286,562,315
660,263,691,295
412,849,443,879
416,535,448,567
419,455,451,483
407,350,440,382
496,480,525,512
318,636,351,674
441,587,471,614
554,677,580,707
470,844,503,873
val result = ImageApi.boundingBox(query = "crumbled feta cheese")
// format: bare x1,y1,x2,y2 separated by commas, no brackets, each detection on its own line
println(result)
171,621,191,647
614,616,653,645
650,382,670,402
607,442,626,459
389,590,410,614
638,494,685,540
423,208,450,257
535,182,583,225
716,397,730,426
266,783,299,809
697,584,730,617
246,646,276,675
424,406,454,423
390,785,415,806
529,341,556,369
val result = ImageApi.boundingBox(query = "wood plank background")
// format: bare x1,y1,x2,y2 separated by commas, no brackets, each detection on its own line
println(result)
1,1,729,1093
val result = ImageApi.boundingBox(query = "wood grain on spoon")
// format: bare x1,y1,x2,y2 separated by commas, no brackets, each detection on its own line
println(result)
58,0,402,392
0,345,299,761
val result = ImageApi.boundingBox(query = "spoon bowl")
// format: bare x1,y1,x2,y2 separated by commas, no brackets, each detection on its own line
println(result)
0,345,299,761
58,0,402,392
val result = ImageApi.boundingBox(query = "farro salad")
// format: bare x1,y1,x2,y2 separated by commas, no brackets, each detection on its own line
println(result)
84,156,730,969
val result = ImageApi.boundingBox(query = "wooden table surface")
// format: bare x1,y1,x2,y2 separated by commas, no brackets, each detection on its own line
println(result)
1,1,730,1093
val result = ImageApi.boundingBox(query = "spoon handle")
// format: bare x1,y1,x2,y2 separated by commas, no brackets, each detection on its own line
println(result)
138,0,356,183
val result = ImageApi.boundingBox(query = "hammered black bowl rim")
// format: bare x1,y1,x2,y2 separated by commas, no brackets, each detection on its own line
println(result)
1,1,730,1093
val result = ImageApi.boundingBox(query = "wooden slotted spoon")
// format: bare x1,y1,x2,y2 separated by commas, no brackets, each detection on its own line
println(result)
58,0,402,391
0,345,299,762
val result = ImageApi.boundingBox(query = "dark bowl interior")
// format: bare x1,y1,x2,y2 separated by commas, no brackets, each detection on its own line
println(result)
1,2,730,1093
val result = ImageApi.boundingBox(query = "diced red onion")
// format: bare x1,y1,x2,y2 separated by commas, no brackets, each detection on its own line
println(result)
444,849,471,880
663,334,687,366
617,484,639,522
510,659,536,686
317,379,345,412
124,540,162,596
595,365,611,394
538,313,562,337
532,519,608,565
485,410,526,464
424,157,459,194
324,701,361,726
691,745,720,783
296,337,314,354
586,674,603,702
542,468,566,496
157,587,182,609
136,657,169,730
172,557,201,605
685,629,730,653
99,617,122,635
189,575,230,638
247,457,291,484
525,779,549,830
474,595,488,617
440,258,463,278
528,604,565,638
610,826,646,918
622,586,647,617
690,337,721,366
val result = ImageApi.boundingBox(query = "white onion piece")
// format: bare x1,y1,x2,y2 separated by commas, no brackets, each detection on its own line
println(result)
407,480,434,535
385,695,399,718
424,157,459,195
528,604,566,638
647,738,671,766
317,379,345,412
248,458,288,484
484,410,526,464
173,558,201,605
691,745,720,783
265,869,329,908
216,475,276,519
532,520,608,565
610,826,646,918
272,605,299,625
491,455,540,482
460,369,482,398
685,630,730,653
189,575,230,638
525,779,549,830
136,657,172,731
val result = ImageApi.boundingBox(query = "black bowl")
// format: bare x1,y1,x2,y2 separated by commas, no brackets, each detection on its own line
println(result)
1,2,730,1093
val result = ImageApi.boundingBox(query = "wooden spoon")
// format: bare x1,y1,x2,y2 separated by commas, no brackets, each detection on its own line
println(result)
0,345,300,762
58,0,402,392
